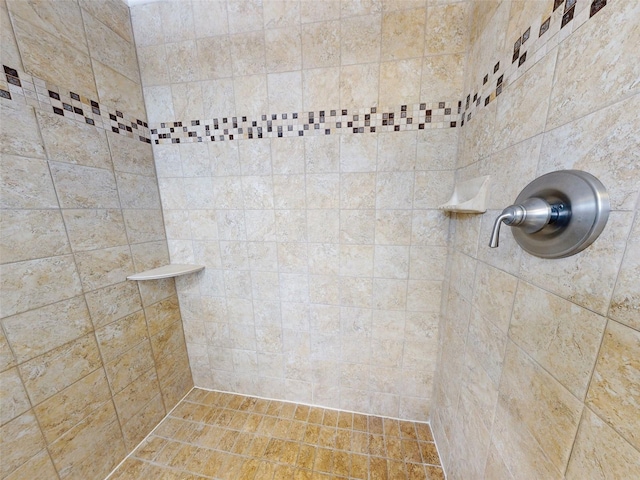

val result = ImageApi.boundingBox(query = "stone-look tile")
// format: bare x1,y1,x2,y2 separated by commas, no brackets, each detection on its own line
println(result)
263,0,300,29
414,171,454,209
0,155,57,210
95,310,148,362
301,0,339,23
547,1,640,129
539,94,640,211
411,210,449,247
122,393,166,449
587,320,640,451
302,20,340,69
511,282,607,398
457,99,497,168
0,367,30,425
107,132,155,177
0,255,82,319
267,70,303,113
0,411,47,478
341,14,381,65
62,209,127,252
116,171,162,209
495,342,583,474
74,245,134,292
84,281,142,329
137,44,170,86
129,2,163,47
485,134,541,211
114,367,162,425
471,262,517,333
0,209,70,264
36,109,111,170
379,58,422,106
0,103,45,159
265,26,302,73
227,0,263,33
11,14,97,98
424,2,468,54
79,0,133,43
0,328,16,373
340,63,380,109
48,401,126,480
421,53,464,101
104,339,156,394
166,40,200,83
6,0,88,54
131,240,170,272
519,211,633,316
230,31,266,76
303,67,340,111
84,12,139,83
376,210,412,246
1,0,22,69
610,214,639,331
145,295,181,337
19,333,102,405
34,368,111,443
380,8,426,61
416,129,458,171
377,131,417,172
50,162,120,209
466,308,506,388
122,209,166,244
196,35,232,80
2,296,92,364
493,48,557,152
4,448,58,480
566,407,640,479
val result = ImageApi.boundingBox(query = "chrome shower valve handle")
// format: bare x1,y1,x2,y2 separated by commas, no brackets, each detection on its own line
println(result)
487,170,609,259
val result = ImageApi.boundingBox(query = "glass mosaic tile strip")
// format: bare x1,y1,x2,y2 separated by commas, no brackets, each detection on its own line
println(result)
460,0,605,127
0,64,151,144
149,102,459,145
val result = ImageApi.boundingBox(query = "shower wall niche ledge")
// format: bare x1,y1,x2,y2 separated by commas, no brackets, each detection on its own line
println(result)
127,264,205,281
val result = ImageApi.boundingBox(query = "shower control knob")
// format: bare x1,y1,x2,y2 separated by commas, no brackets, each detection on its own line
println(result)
487,170,609,259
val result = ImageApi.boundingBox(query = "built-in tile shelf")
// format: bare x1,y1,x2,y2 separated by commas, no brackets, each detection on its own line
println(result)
439,175,491,213
127,264,205,281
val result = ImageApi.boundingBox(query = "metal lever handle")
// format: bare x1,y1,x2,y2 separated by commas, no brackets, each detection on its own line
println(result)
489,198,551,249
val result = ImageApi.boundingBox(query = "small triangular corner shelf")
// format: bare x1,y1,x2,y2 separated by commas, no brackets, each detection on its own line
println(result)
438,175,490,214
127,264,205,281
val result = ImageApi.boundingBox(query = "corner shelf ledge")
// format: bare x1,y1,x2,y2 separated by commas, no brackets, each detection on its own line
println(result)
438,175,490,214
127,264,205,281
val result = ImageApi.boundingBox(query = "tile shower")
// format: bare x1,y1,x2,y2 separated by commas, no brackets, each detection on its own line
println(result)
0,1,637,480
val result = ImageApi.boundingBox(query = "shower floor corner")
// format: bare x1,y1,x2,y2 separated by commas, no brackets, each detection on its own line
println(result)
107,388,444,479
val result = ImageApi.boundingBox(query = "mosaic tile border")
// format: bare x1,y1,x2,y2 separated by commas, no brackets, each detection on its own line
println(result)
0,65,152,144
460,0,608,126
149,101,461,145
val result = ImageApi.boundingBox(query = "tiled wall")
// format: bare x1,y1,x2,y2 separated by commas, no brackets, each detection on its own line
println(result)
431,0,640,478
0,1,192,478
130,0,470,420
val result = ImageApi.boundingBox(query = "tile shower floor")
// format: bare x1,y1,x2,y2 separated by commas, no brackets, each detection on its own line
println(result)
108,388,444,479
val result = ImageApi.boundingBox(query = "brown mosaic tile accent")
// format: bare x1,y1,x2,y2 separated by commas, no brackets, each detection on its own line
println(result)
1,64,151,144
459,0,608,127
107,388,444,480
149,101,460,145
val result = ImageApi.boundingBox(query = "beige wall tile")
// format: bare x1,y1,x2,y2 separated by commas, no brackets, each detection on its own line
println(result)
302,20,340,69
265,26,302,73
340,63,379,109
379,58,422,106
341,14,381,65
421,53,465,101
2,296,92,364
130,2,163,46
566,407,640,480
0,367,30,425
79,0,133,43
50,162,120,209
230,31,266,76
62,209,127,252
0,155,57,209
0,103,46,159
19,333,102,405
424,2,469,55
587,320,640,451
121,393,166,449
0,209,70,264
48,401,126,480
0,328,16,373
380,8,426,61
1,255,82,319
267,71,303,112
303,67,340,111
609,214,639,331
113,367,162,425
471,262,517,333
11,15,97,98
511,282,607,398
4,449,58,480
104,339,155,394
84,281,143,329
547,0,640,130
34,368,111,443
0,411,47,478
36,109,112,170
137,44,170,86
116,171,162,209
96,310,148,362
74,245,134,292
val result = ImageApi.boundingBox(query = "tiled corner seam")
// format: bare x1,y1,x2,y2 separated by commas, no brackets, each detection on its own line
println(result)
149,101,462,145
460,0,608,127
0,65,152,144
